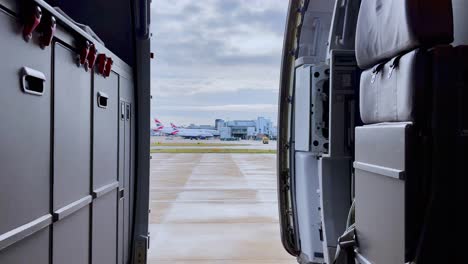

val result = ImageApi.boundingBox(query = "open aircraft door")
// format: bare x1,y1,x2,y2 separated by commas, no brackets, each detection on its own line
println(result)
278,0,467,264
278,1,361,263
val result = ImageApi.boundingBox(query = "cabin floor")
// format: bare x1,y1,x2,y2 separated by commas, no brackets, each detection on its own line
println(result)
148,152,296,264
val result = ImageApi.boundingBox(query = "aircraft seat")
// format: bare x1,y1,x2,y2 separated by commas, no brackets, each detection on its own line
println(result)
355,0,453,70
353,1,460,263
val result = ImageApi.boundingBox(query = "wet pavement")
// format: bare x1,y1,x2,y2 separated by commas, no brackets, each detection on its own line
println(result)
148,153,296,264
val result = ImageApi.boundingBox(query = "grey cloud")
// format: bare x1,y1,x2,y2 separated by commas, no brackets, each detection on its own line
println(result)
150,0,287,124
214,0,242,13
182,2,203,15
152,1,287,66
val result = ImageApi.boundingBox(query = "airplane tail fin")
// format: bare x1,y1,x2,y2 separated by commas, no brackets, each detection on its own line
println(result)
154,118,164,130
170,123,178,129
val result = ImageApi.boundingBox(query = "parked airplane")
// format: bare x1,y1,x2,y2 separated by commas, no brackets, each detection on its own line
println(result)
170,123,220,136
170,123,215,140
151,118,178,135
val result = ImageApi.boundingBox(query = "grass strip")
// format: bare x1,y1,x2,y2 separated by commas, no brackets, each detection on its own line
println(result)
150,148,276,154
151,142,249,147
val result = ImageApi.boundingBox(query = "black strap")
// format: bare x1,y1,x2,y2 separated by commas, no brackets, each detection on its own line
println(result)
388,55,403,78
371,63,385,83
333,225,356,264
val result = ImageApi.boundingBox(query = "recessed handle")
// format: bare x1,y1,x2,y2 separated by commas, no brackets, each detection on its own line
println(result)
97,92,108,108
126,104,130,120
121,102,125,120
21,67,46,96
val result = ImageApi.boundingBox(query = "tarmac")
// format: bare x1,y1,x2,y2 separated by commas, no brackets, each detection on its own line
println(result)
148,151,296,264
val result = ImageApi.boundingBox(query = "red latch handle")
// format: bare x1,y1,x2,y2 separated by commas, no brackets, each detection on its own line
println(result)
104,58,113,77
78,41,91,70
87,44,98,69
97,54,107,75
39,16,56,49
23,6,42,42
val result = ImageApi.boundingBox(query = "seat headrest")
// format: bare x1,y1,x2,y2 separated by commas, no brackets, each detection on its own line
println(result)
355,0,454,69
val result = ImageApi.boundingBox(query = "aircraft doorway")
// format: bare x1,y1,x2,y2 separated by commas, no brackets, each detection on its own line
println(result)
148,1,293,263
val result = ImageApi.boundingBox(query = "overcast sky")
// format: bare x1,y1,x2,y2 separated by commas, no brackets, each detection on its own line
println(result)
150,0,288,126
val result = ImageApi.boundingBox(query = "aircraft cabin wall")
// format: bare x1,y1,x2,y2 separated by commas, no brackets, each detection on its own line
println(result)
297,0,335,64
0,1,136,263
452,0,468,45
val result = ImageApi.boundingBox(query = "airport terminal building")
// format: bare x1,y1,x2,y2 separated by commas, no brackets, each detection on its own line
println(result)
217,117,274,140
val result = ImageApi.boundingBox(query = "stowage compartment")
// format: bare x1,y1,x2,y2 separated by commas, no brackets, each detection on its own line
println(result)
359,49,429,124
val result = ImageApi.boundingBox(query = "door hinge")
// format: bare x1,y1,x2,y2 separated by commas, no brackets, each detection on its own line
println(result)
132,235,148,264
281,170,291,191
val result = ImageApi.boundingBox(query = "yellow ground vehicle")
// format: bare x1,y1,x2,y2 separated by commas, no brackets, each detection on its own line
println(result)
262,136,269,144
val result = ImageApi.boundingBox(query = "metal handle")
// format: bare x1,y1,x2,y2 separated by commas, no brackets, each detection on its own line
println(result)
126,104,131,120
97,92,108,108
137,0,150,39
21,67,46,96
311,18,320,56
121,102,126,120
339,0,350,45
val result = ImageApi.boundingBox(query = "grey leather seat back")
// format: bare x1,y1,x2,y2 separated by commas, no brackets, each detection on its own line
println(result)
359,49,428,124
356,0,454,70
